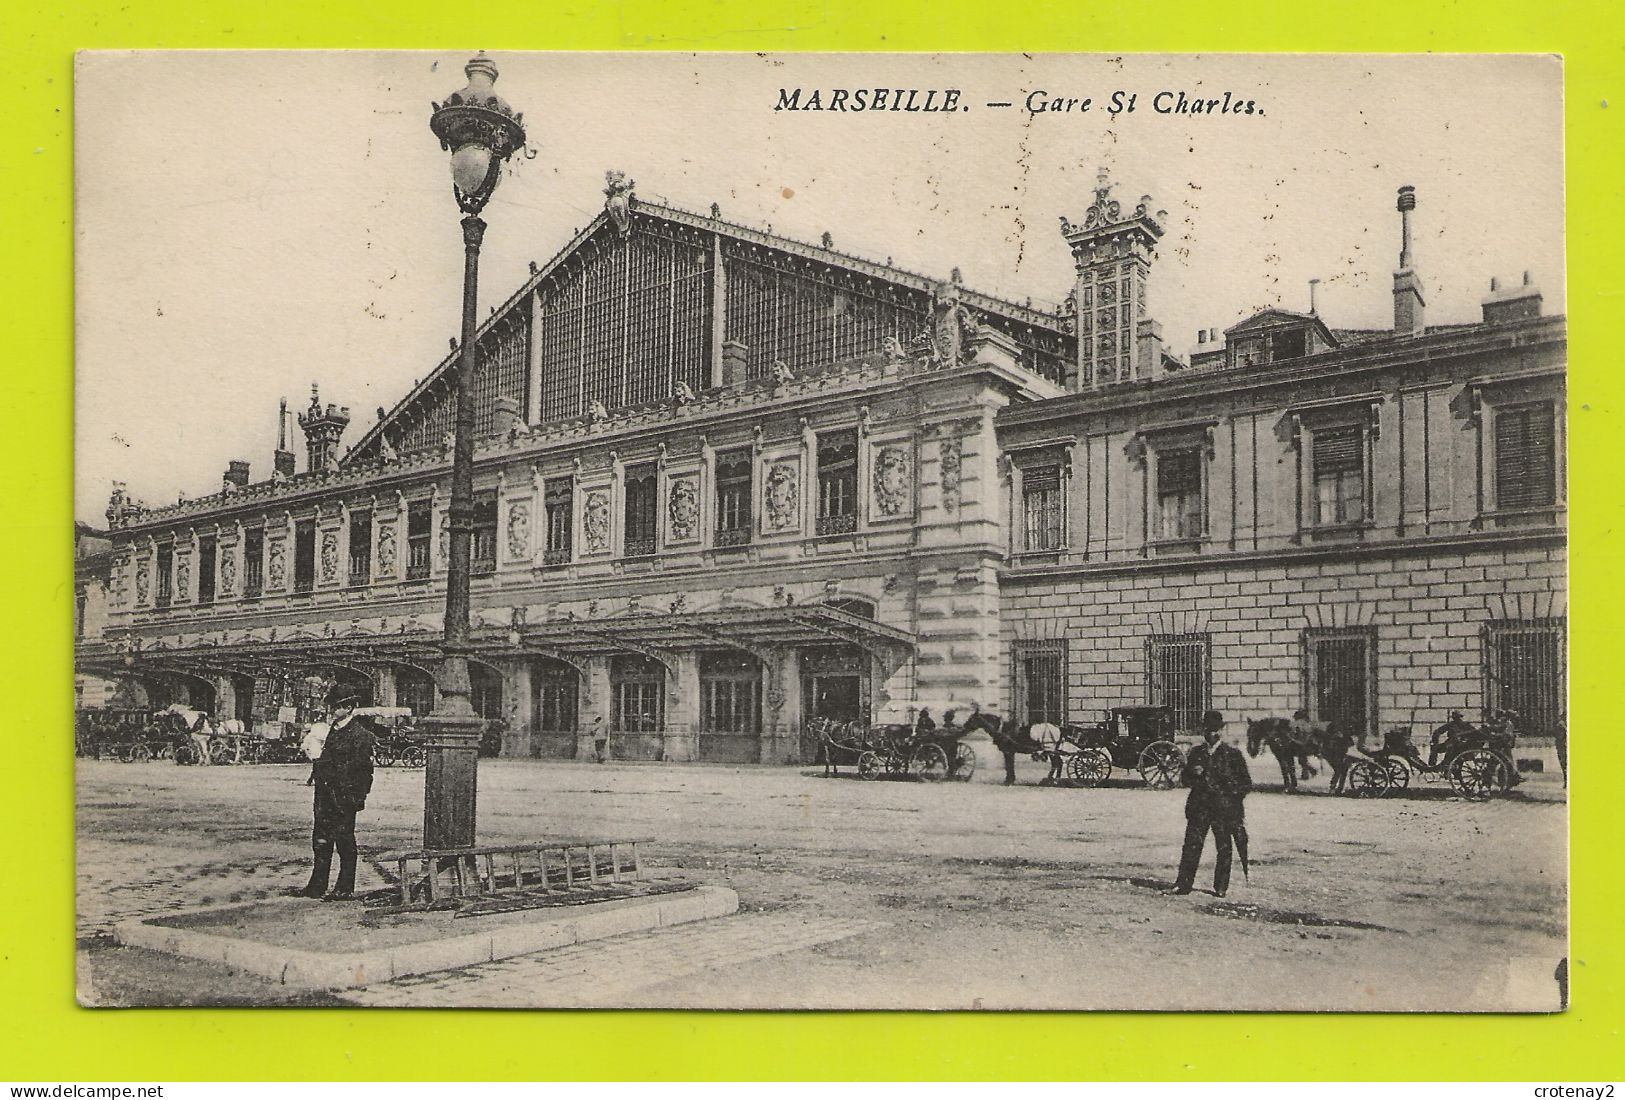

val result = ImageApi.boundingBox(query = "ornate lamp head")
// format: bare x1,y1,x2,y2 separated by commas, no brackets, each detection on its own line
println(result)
430,54,528,215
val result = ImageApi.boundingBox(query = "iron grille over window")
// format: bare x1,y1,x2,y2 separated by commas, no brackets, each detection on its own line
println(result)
623,465,658,557
348,510,372,585
406,501,431,579
816,429,859,535
1495,401,1557,510
1012,639,1066,725
471,494,498,575
543,478,573,565
715,449,753,545
293,521,316,592
154,544,172,607
532,664,578,737
1022,465,1064,551
611,655,664,732
1484,618,1566,737
196,535,216,605
700,652,762,733
1313,424,1366,526
243,529,263,595
1304,627,1375,739
1147,633,1210,733
1156,448,1204,542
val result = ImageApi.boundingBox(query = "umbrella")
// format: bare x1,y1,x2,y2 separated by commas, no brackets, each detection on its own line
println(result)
1234,822,1251,881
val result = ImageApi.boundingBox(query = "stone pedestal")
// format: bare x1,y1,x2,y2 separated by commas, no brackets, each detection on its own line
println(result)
419,718,484,849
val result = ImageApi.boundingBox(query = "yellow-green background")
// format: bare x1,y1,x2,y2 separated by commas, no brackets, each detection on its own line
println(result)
4,0,1621,1081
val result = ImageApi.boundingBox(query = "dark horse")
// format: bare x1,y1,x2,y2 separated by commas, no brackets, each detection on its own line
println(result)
1246,717,1358,793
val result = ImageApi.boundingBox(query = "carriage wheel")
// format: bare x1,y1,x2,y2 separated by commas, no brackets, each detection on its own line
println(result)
1381,757,1411,792
1343,760,1390,798
951,742,977,782
1449,749,1509,801
173,742,196,766
883,751,908,777
1138,742,1183,790
911,742,949,782
402,745,427,769
857,751,884,781
129,743,152,763
1068,747,1113,787
374,745,396,767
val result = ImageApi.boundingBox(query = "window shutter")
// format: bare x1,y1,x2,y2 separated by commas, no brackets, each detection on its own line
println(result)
1158,449,1201,495
1023,465,1060,493
1495,402,1556,509
1313,425,1363,474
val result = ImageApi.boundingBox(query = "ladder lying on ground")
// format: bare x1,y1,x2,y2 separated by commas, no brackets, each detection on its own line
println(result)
372,838,687,915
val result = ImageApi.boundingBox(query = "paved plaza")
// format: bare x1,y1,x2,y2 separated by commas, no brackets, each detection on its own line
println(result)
76,752,1567,1010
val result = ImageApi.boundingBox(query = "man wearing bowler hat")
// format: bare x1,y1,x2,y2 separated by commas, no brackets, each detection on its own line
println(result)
290,690,378,901
1168,709,1252,898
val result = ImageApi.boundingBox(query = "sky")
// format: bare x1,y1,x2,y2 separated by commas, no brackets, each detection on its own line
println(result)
74,51,1564,525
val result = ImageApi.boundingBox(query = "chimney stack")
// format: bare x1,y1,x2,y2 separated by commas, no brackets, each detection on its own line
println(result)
1392,185,1426,336
1481,269,1543,325
272,398,296,478
223,460,251,491
1309,278,1321,315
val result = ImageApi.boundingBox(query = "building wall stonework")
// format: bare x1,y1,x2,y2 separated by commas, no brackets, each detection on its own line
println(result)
1001,537,1565,737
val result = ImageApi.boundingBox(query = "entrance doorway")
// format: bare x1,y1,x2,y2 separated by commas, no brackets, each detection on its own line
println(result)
799,644,870,763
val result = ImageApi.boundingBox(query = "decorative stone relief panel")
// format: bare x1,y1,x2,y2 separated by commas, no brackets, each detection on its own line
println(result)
507,500,531,560
583,490,611,552
319,531,340,583
939,436,964,513
376,524,397,573
219,548,237,594
871,443,914,519
437,513,450,566
135,561,151,606
666,476,699,542
763,458,801,533
267,540,287,589
175,554,191,600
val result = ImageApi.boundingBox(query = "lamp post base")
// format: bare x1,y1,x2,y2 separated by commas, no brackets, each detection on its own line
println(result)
418,714,486,850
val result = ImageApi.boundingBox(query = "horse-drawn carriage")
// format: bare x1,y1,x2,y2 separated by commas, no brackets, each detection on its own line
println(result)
1025,706,1185,789
1357,709,1522,800
366,708,426,768
1248,709,1522,800
812,701,981,782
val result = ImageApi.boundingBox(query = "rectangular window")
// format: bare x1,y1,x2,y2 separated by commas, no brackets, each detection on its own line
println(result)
196,535,216,605
1155,448,1204,542
407,500,431,579
348,510,372,585
1022,465,1064,552
1012,640,1066,725
1495,401,1557,510
471,494,498,575
623,465,658,557
293,520,316,592
1147,633,1210,734
1484,618,1566,737
1304,627,1375,740
1313,424,1366,526
243,528,264,595
715,449,754,546
816,429,859,535
1271,328,1307,361
155,543,173,607
544,478,573,564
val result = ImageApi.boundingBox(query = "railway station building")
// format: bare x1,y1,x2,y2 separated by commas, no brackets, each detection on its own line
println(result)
76,172,1567,759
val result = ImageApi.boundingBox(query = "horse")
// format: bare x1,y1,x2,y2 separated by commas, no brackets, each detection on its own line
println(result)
975,712,1061,785
1246,717,1359,793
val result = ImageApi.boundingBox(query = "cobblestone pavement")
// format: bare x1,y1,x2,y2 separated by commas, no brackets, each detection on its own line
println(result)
76,753,1567,1009
342,912,887,1008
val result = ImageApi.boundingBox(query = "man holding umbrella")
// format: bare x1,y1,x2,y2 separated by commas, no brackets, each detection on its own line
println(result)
1168,709,1252,898
289,691,378,901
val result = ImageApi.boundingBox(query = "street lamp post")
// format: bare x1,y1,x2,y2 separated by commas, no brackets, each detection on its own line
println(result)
421,55,528,849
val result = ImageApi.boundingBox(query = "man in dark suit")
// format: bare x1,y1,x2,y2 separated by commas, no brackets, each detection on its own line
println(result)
291,692,378,901
1169,709,1252,898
